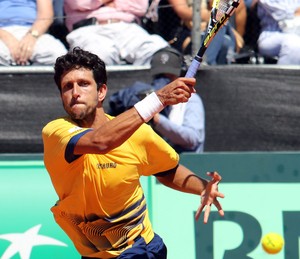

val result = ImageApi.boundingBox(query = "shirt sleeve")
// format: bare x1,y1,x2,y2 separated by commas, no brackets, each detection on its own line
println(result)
65,129,93,163
42,117,92,171
258,0,295,21
135,124,179,176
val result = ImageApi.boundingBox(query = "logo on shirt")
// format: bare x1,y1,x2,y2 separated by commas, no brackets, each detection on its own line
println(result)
68,126,83,133
97,162,117,169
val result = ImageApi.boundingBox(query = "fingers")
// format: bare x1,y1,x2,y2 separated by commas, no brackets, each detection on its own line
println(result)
195,200,225,223
213,199,225,217
195,204,205,221
157,78,196,106
18,46,32,65
178,77,196,93
15,48,31,65
207,171,222,182
217,191,225,199
172,86,192,101
203,204,211,224
195,171,225,223
17,36,35,65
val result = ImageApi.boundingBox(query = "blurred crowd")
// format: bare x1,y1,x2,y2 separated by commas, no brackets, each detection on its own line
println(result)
1,0,300,67
1,0,300,154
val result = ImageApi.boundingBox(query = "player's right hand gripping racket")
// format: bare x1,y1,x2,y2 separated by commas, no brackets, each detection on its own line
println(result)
185,0,240,78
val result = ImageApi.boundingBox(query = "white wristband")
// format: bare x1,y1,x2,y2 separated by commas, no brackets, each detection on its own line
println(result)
134,92,164,122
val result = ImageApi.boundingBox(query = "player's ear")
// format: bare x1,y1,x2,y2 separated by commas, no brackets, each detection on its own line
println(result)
98,84,107,102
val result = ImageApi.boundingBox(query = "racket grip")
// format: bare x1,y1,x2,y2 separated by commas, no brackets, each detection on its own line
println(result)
185,57,202,78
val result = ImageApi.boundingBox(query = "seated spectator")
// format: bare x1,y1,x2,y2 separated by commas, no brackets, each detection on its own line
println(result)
150,0,207,55
257,0,300,65
64,0,169,66
0,0,67,66
109,47,205,153
154,0,209,55
155,0,240,65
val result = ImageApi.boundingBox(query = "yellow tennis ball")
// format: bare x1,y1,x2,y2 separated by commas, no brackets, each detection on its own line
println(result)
261,232,284,254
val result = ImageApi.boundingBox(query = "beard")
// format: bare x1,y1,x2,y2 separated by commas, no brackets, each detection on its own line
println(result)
65,103,97,126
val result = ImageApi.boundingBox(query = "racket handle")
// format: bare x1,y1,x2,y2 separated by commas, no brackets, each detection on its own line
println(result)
185,56,202,78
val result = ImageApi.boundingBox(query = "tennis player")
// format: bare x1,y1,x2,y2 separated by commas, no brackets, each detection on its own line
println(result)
42,47,224,259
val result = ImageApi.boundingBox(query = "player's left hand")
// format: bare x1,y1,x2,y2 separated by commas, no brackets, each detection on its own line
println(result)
195,171,225,223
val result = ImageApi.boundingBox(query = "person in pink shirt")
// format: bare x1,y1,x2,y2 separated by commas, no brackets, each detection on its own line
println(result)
64,0,169,66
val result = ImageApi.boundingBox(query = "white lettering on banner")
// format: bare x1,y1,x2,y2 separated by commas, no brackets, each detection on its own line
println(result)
0,224,67,259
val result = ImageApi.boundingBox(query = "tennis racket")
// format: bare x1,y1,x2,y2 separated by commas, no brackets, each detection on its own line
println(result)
185,0,240,77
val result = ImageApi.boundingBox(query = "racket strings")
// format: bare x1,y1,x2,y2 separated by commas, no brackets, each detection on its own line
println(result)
215,0,231,21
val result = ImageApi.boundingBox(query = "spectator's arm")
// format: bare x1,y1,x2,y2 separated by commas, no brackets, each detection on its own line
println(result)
168,0,210,23
31,0,54,36
235,0,247,37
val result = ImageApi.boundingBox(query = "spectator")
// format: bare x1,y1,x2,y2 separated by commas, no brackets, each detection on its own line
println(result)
64,0,169,66
154,0,209,55
0,0,67,66
109,47,205,153
155,0,237,65
257,0,300,64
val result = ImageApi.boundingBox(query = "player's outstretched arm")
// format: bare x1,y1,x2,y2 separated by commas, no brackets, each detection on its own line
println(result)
75,78,196,154
155,165,225,223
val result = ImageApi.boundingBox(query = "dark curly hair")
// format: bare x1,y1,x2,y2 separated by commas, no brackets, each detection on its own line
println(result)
54,47,107,92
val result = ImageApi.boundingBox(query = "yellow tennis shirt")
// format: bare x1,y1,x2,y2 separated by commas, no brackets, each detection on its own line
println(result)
42,115,179,258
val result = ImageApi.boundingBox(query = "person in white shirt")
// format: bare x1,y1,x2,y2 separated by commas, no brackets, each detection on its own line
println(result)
257,0,300,64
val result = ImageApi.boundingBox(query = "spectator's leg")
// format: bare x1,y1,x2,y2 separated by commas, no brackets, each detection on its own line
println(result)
277,34,300,65
257,31,281,62
204,26,227,65
66,25,121,65
31,34,67,65
0,41,12,65
112,23,168,66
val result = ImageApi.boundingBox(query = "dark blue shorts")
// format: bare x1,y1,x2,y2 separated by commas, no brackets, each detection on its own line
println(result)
81,233,167,259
